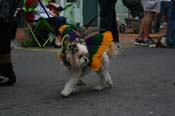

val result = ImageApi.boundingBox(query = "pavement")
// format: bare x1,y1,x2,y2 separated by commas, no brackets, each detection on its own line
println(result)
1,47,175,116
1,28,174,116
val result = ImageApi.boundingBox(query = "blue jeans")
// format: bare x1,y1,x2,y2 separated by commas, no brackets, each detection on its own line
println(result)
154,1,171,32
166,6,175,48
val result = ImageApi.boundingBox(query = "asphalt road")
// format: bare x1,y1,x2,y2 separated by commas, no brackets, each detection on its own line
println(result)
0,47,175,116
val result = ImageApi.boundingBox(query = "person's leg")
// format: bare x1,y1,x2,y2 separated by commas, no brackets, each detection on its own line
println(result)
0,21,16,86
99,0,114,32
154,13,162,32
166,7,175,48
99,0,118,44
111,0,119,43
135,0,158,47
134,11,156,46
154,1,164,33
136,0,147,40
142,11,155,39
137,17,145,39
163,1,171,22
133,15,145,45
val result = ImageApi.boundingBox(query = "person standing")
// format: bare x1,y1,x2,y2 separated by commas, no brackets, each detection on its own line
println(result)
98,0,119,45
0,0,23,86
134,0,160,47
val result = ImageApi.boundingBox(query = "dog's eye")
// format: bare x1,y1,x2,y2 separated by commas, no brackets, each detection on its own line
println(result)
79,54,83,58
74,48,78,52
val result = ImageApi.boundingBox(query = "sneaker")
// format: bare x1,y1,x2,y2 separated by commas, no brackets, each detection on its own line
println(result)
144,39,156,47
0,72,16,86
134,39,145,45
134,39,156,47
0,76,9,84
0,64,16,86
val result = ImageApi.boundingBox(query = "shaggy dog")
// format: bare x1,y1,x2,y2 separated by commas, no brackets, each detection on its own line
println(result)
56,25,118,97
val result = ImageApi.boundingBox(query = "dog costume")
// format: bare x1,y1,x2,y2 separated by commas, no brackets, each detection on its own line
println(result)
57,24,113,72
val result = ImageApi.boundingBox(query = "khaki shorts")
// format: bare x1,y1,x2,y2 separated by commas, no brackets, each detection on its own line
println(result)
142,0,160,12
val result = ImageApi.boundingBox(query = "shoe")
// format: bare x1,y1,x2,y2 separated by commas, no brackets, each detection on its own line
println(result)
0,76,9,83
134,39,145,46
144,39,156,47
134,39,156,47
0,72,16,86
0,64,16,86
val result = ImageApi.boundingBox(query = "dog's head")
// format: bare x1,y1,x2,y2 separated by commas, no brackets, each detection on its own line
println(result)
61,35,89,74
57,25,118,73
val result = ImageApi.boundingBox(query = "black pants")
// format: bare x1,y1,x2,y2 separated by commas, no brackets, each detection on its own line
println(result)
98,0,119,42
9,17,18,41
0,20,11,54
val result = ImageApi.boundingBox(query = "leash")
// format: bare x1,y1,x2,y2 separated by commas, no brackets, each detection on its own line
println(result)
84,15,98,29
37,0,51,18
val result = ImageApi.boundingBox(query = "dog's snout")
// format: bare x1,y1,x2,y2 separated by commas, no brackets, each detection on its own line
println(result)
84,57,89,64
84,58,88,62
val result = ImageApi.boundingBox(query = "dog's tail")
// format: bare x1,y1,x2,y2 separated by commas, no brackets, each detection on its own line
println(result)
107,42,118,58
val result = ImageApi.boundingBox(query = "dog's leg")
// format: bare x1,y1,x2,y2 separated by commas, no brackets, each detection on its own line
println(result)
94,66,113,91
94,53,113,91
61,74,80,97
77,67,91,86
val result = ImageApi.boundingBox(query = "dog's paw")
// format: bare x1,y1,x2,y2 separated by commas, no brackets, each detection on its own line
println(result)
94,84,105,91
94,80,113,91
61,88,72,97
61,87,79,97
105,77,113,88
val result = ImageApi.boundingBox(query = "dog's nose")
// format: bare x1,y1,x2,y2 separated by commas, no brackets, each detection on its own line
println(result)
84,57,89,64
69,44,78,53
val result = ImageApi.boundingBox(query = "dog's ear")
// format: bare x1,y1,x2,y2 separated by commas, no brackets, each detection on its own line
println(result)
61,34,70,48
